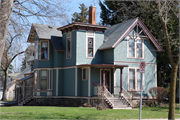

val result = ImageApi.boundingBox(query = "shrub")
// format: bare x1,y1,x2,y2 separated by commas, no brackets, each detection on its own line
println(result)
149,87,168,104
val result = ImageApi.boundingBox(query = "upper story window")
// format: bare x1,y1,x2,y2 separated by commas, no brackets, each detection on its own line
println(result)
40,70,47,90
41,41,48,60
35,42,38,60
67,32,71,59
128,25,146,59
87,31,95,58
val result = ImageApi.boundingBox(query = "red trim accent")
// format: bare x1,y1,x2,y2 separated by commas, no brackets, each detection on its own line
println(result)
78,64,128,68
57,22,109,31
114,61,156,65
24,72,33,76
40,69,48,90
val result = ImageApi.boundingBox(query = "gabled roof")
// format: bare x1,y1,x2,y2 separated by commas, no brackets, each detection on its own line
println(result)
51,36,65,51
27,23,62,43
99,17,164,52
16,65,32,80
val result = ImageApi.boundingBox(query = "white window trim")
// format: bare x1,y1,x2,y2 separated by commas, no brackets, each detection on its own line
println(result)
86,31,95,58
127,36,144,59
66,32,71,59
128,67,144,91
40,40,49,60
35,41,38,60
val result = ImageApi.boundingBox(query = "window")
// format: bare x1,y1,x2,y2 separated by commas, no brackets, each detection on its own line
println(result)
35,42,38,60
40,70,47,90
66,32,71,59
41,41,48,60
82,68,87,80
128,24,146,59
87,31,94,58
34,71,38,90
88,37,94,57
129,68,143,91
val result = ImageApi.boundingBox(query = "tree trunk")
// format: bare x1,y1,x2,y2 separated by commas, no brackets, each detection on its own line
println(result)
168,65,178,120
1,68,9,101
0,0,13,65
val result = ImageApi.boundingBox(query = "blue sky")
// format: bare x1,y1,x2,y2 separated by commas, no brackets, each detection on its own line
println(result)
63,0,101,25
12,0,103,72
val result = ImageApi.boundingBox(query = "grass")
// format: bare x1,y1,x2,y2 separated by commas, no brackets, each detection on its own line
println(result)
0,106,180,119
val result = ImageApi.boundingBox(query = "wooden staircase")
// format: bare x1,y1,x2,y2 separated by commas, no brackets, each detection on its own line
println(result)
102,87,132,109
18,95,33,106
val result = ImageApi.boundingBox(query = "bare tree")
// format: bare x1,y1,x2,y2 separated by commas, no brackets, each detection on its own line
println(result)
156,1,179,119
1,32,25,101
0,0,70,101
0,0,69,66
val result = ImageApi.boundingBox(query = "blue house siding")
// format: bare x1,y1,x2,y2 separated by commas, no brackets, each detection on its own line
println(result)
40,92,47,96
53,69,56,96
102,49,114,64
76,30,104,65
90,68,100,96
62,31,77,67
114,63,157,97
58,69,63,96
63,68,76,96
114,37,157,63
80,68,89,96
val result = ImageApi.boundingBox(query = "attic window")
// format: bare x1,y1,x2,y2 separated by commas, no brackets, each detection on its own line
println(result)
128,25,144,59
66,32,71,59
87,31,95,58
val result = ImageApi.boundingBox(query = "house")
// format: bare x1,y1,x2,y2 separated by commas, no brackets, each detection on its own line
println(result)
26,6,163,108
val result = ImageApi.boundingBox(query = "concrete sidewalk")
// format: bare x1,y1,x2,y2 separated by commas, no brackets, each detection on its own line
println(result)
0,101,17,106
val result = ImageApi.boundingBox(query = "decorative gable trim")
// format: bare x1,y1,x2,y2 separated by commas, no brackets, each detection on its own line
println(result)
111,18,164,52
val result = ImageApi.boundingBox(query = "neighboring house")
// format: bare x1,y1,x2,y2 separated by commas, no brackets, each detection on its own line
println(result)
26,6,163,108
0,72,20,100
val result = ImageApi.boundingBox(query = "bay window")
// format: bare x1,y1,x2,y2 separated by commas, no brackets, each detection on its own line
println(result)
35,42,38,60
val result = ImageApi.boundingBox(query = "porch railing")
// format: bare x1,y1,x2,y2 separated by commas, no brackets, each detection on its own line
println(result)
122,87,132,106
103,86,114,107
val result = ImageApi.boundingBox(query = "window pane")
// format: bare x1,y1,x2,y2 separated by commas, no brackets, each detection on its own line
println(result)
129,48,134,57
41,70,47,89
129,69,135,79
88,48,93,57
41,42,48,59
137,40,142,48
41,79,47,89
88,38,93,48
34,71,37,89
137,49,142,58
130,80,135,89
129,39,134,47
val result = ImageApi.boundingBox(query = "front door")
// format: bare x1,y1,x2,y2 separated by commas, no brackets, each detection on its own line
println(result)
101,69,110,91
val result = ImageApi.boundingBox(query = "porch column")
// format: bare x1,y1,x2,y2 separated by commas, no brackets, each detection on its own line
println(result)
103,68,105,92
23,81,25,104
119,68,123,96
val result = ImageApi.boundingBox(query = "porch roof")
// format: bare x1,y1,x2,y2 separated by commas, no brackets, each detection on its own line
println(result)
77,64,128,69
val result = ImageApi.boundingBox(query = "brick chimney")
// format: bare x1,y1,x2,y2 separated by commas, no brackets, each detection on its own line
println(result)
89,6,96,25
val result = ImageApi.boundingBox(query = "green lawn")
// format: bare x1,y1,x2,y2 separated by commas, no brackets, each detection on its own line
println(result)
0,106,180,119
